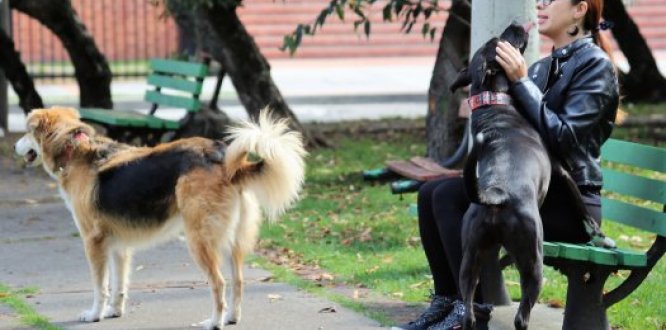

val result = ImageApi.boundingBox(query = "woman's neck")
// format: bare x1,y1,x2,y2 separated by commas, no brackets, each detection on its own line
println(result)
551,32,587,50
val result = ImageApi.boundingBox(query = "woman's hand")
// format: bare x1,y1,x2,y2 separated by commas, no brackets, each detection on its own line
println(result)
495,41,527,83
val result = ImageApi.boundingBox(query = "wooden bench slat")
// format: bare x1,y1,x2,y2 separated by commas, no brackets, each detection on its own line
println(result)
543,242,560,257
602,168,666,204
557,243,591,262
144,90,201,112
615,248,647,267
602,198,666,236
78,108,179,129
602,139,666,172
587,246,619,266
149,59,208,78
147,75,203,94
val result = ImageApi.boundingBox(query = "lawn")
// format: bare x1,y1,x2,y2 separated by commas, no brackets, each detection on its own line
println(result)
258,117,665,329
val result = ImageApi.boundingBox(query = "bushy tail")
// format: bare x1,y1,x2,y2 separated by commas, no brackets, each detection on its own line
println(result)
225,110,307,221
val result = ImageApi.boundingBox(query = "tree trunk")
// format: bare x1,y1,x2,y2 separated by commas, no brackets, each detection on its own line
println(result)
197,3,319,146
603,0,666,102
10,0,113,109
0,28,43,114
426,0,471,164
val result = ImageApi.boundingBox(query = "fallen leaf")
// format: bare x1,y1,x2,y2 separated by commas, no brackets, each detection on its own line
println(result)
391,292,404,298
366,265,380,273
318,306,337,313
267,294,283,302
547,299,563,308
505,280,520,286
319,273,334,281
352,289,359,299
135,265,144,272
258,276,274,282
0,292,10,298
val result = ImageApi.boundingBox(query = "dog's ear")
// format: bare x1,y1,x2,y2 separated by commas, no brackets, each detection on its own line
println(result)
450,67,471,93
26,109,47,133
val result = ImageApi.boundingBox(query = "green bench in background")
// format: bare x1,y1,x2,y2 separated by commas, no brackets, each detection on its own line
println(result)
365,138,665,329
79,58,208,145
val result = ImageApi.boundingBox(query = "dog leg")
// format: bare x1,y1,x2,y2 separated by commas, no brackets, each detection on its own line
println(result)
188,238,226,330
80,235,109,322
460,206,485,330
105,248,132,318
506,209,543,330
225,246,244,325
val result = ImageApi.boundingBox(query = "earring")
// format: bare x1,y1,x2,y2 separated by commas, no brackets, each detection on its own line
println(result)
567,24,580,36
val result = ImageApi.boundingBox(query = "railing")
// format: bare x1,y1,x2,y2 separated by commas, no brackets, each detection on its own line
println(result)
11,0,179,81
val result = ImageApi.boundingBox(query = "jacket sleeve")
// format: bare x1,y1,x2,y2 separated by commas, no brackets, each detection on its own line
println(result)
510,56,618,158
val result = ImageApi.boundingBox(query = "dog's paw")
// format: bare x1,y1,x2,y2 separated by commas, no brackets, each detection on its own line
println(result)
224,310,240,325
79,309,101,322
103,306,123,319
196,318,223,330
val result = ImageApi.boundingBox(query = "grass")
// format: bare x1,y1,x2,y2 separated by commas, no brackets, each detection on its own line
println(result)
0,284,60,330
258,110,665,329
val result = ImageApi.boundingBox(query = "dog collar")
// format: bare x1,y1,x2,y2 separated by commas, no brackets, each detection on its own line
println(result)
468,92,513,112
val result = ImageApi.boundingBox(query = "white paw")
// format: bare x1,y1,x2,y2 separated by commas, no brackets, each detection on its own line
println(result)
103,306,123,318
197,318,223,330
224,311,240,325
79,309,101,322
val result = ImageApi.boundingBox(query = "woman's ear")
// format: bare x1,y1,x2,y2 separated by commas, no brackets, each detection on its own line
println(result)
573,0,588,20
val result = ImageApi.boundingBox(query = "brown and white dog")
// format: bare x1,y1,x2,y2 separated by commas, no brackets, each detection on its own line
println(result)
14,107,306,329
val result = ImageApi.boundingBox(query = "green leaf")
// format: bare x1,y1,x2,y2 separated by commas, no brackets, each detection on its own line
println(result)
335,3,345,20
382,3,392,21
353,20,363,32
421,23,430,38
429,27,437,41
364,20,371,38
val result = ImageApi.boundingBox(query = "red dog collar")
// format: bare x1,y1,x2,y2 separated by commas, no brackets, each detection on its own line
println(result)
468,92,513,112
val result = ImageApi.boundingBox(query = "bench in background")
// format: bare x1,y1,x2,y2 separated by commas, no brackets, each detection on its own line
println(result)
79,59,208,145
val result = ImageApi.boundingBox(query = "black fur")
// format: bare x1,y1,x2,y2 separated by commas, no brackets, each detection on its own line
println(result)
95,148,218,227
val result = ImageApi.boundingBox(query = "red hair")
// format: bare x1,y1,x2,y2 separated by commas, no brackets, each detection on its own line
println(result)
575,0,615,65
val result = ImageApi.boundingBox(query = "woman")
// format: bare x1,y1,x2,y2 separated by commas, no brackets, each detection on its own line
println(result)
394,0,619,329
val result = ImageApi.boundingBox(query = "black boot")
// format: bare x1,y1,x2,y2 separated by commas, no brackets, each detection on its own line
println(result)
392,294,456,330
427,300,493,330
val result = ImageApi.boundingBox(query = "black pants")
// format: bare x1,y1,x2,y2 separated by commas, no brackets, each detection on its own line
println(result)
417,176,601,299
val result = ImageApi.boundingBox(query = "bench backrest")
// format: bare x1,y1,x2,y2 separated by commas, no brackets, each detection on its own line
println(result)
144,59,209,113
600,139,666,236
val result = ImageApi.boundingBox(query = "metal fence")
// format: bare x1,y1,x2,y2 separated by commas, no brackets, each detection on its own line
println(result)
11,0,179,81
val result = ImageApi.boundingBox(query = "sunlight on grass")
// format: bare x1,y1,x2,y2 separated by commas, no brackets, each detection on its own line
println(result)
259,121,665,329
0,283,59,330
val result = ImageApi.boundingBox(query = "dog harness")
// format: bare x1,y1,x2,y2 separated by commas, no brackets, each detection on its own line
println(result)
468,92,513,112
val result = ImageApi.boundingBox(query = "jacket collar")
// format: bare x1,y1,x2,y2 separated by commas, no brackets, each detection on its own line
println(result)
551,36,594,59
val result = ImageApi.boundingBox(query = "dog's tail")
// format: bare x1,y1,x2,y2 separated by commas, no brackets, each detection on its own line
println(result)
224,110,307,222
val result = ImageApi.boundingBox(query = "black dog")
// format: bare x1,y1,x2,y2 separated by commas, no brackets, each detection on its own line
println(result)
449,23,606,330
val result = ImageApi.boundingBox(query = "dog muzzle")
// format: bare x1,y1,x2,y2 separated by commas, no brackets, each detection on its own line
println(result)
15,135,41,166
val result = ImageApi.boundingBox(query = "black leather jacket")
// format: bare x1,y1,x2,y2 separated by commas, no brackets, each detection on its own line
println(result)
510,36,619,187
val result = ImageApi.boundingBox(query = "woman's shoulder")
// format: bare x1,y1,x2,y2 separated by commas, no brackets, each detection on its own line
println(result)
572,43,612,68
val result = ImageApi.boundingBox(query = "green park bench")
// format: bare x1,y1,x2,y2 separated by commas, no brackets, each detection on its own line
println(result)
78,58,208,145
364,138,665,329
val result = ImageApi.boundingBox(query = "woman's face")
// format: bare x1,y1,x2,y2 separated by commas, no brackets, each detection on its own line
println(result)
537,0,587,39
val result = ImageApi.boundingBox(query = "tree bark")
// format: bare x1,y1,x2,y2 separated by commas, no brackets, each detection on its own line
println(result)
197,3,319,145
11,0,113,109
0,28,43,114
603,0,666,102
426,0,471,164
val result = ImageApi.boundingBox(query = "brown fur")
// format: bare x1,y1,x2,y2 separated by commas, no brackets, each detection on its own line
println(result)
15,107,306,329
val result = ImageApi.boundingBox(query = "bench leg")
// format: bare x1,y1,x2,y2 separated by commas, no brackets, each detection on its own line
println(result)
479,246,512,306
561,267,611,330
